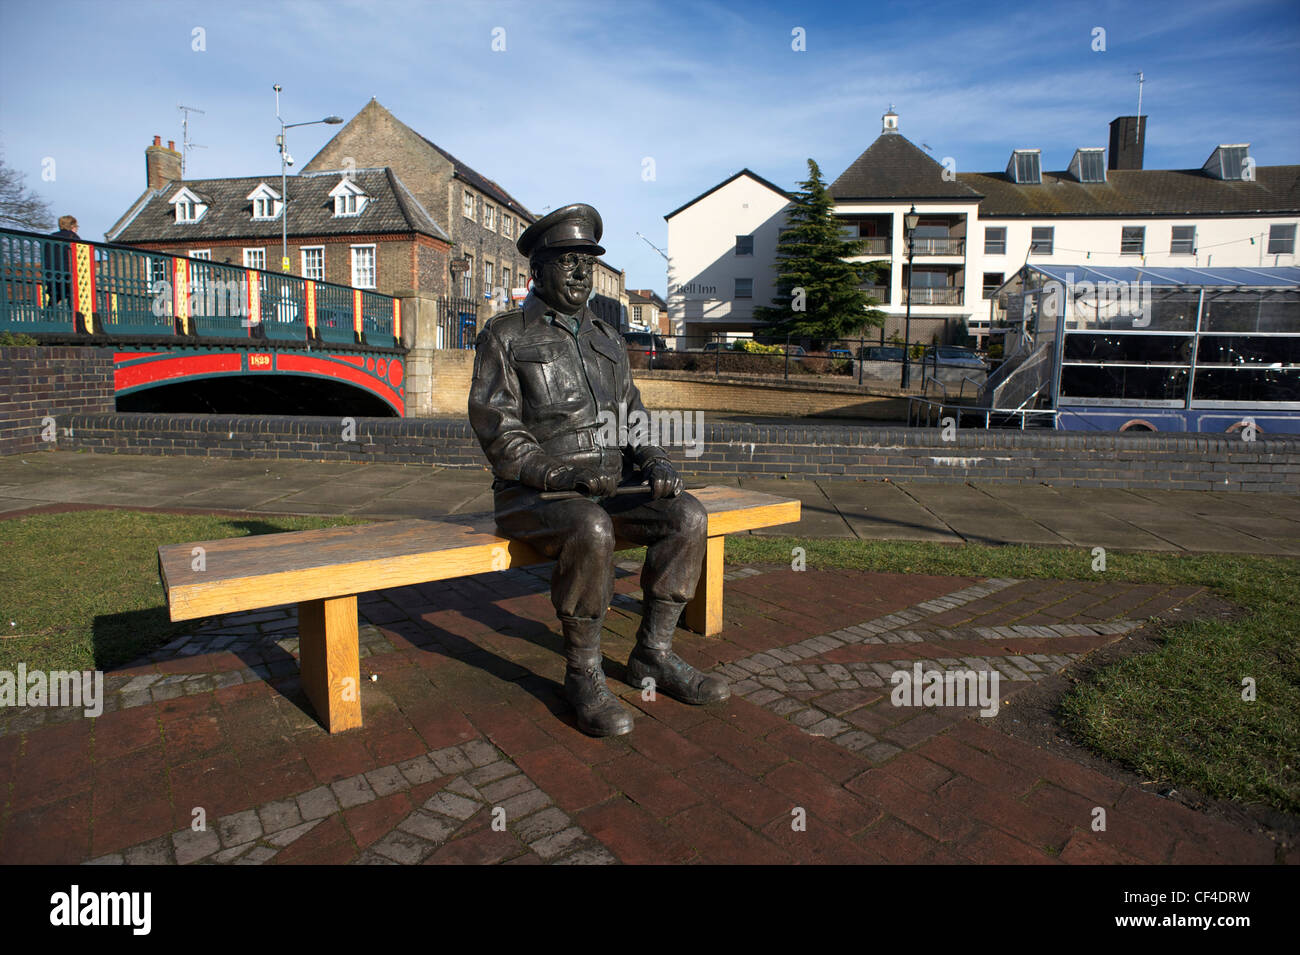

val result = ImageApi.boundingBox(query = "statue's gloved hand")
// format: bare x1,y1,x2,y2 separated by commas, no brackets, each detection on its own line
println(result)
642,458,683,500
546,465,617,498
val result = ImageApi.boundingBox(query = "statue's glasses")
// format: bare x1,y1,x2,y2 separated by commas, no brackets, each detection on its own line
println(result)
551,252,596,271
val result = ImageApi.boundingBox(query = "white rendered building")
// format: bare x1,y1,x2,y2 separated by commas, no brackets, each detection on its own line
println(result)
666,110,1299,348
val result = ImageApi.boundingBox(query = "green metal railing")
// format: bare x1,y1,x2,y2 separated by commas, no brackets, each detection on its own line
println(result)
0,226,401,346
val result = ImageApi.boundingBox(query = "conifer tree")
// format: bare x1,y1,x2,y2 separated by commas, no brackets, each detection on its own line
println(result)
755,159,884,341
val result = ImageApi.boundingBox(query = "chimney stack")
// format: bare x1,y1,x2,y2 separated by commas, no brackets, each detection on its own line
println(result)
1108,115,1146,170
146,135,183,190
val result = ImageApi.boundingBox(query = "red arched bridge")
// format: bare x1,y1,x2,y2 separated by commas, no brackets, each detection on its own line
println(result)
1,227,409,415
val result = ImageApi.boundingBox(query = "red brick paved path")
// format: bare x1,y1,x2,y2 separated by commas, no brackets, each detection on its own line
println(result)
0,563,1280,865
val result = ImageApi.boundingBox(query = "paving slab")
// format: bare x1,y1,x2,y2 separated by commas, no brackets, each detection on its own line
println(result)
736,477,853,537
819,481,964,543
899,483,1070,546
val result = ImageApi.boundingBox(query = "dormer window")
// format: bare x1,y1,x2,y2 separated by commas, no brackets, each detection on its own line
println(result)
1069,148,1106,183
1007,149,1042,184
1203,144,1251,181
328,178,368,217
246,183,282,221
168,187,207,224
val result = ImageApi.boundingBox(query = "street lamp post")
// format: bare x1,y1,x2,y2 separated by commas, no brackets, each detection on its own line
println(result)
274,85,343,272
900,204,920,389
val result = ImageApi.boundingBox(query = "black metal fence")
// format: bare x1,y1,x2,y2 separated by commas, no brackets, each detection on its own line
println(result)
435,296,481,349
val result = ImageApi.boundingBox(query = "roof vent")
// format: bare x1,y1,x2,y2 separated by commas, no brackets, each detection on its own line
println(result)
1203,144,1251,181
1069,148,1106,183
1006,149,1041,184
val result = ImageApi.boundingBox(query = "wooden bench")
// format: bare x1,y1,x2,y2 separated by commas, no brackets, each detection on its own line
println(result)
157,486,800,733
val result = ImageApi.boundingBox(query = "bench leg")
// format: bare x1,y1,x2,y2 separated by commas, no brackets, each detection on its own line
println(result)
298,595,362,733
683,535,725,636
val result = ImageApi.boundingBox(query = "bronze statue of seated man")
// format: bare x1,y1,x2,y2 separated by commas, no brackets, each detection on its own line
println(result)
468,203,729,737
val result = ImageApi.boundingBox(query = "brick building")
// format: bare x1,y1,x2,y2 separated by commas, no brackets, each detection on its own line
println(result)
627,288,668,333
590,258,628,330
304,99,631,326
303,99,537,314
106,137,451,297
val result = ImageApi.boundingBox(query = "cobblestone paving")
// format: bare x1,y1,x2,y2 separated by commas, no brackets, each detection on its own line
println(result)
91,739,611,866
0,561,1278,865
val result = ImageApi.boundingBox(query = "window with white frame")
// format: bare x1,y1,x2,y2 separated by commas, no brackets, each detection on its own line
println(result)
351,245,376,288
462,255,473,298
1171,226,1197,255
1030,227,1054,255
247,184,282,221
1268,223,1296,255
1121,226,1146,255
984,228,1007,255
484,261,494,298
484,205,496,232
328,178,367,218
243,248,266,270
189,250,212,260
502,266,510,295
463,190,475,220
170,187,207,224
301,247,325,281
502,215,512,239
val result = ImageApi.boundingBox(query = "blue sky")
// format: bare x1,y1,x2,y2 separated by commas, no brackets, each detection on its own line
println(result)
2,0,1297,295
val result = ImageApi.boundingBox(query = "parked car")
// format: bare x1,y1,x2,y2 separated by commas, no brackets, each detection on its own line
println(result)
858,345,905,362
624,331,667,357
922,345,987,370
827,347,853,359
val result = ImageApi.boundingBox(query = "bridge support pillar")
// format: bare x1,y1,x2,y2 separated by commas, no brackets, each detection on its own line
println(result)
395,290,439,418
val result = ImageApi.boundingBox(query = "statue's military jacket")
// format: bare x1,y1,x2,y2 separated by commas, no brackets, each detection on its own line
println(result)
468,291,669,490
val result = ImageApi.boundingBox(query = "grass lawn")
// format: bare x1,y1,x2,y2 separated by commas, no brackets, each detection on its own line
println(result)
728,537,1300,815
0,510,367,674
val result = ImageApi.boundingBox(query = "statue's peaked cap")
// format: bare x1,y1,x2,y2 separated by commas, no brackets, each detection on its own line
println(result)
517,203,605,258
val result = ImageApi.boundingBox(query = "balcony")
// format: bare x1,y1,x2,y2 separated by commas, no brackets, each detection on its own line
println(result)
910,236,965,256
854,236,891,256
903,287,964,306
859,285,889,304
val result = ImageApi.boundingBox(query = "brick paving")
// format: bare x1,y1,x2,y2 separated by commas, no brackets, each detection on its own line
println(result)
0,560,1279,865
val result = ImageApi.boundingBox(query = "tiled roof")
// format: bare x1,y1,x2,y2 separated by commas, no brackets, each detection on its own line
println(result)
107,168,450,243
418,135,536,224
829,134,983,201
959,166,1300,216
828,132,1300,216
627,288,667,309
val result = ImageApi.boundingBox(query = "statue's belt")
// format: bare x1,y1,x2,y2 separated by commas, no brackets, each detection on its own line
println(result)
540,430,612,454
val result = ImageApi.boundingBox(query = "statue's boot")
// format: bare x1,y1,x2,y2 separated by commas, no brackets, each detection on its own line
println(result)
560,615,635,737
626,599,730,705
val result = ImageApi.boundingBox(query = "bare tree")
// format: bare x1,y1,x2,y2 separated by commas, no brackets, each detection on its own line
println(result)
0,153,54,231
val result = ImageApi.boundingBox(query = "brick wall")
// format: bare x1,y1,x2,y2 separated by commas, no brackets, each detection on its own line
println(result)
426,362,907,419
58,412,1300,492
428,350,476,415
0,346,115,455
